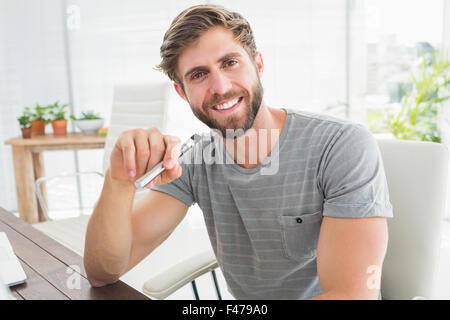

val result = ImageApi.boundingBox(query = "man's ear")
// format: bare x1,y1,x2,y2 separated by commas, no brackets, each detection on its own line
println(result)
254,52,264,77
174,82,188,102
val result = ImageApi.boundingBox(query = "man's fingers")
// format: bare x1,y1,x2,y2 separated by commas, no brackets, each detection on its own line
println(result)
144,175,161,189
147,128,165,171
119,136,136,179
160,135,182,185
159,162,182,185
163,135,182,170
134,129,150,178
111,128,183,185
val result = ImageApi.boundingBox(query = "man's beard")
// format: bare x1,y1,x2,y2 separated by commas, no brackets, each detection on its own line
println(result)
189,78,264,138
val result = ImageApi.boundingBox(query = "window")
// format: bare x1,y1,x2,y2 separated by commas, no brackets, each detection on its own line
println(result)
361,0,447,136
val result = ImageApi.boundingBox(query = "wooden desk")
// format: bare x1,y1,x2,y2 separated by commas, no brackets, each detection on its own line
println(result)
4,133,106,224
0,207,149,300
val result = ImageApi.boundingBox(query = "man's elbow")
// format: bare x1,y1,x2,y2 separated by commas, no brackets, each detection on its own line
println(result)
85,271,120,288
87,277,108,288
84,257,121,287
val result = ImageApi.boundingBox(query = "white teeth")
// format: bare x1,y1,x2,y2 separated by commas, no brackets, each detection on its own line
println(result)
215,98,239,110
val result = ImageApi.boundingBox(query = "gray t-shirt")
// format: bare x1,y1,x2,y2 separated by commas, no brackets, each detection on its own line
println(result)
152,108,393,299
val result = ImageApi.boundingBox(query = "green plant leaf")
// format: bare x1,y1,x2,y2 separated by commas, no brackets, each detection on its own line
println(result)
381,48,450,143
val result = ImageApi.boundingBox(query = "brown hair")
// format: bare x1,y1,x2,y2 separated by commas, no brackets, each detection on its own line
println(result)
157,4,257,86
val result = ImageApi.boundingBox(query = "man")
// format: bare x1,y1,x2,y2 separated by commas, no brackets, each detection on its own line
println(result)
84,4,393,300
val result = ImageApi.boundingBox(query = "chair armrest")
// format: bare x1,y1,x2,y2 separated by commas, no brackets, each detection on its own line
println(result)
142,249,218,300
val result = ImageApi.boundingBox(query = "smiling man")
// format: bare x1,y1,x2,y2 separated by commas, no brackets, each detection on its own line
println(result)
84,4,393,300
171,29,265,139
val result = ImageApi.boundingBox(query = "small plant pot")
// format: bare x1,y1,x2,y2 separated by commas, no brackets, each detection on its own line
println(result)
51,119,67,136
31,120,46,136
99,127,108,137
73,119,104,135
21,127,32,139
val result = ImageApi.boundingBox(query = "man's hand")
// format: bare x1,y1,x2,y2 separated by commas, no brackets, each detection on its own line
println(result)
109,127,182,188
311,216,388,300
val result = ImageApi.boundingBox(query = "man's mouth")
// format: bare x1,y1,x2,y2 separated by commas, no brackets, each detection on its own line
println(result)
212,97,243,113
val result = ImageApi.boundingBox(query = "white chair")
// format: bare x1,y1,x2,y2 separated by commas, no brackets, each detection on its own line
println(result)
143,138,450,300
377,138,449,299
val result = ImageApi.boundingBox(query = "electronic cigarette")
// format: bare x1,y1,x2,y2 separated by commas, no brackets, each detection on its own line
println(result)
134,134,201,190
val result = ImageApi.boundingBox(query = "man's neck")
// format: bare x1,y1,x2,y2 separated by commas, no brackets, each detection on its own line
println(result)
223,103,287,169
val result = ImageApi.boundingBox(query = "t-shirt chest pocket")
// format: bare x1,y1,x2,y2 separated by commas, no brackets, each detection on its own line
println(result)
278,211,323,261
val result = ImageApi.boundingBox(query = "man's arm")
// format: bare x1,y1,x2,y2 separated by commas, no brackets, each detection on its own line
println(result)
310,216,388,300
83,170,189,286
83,128,188,287
123,188,189,274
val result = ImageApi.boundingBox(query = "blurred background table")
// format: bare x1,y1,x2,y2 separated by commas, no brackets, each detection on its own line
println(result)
4,133,105,224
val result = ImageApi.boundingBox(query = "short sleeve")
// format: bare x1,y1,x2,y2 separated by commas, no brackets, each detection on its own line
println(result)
318,123,393,218
151,151,196,207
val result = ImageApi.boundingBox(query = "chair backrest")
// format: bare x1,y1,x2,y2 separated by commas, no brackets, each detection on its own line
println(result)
102,82,171,173
377,138,449,299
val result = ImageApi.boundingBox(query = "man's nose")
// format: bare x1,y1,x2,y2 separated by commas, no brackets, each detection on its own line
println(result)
208,70,232,96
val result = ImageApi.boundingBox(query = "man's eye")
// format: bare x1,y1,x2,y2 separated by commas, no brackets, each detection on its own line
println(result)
192,72,205,80
225,60,237,67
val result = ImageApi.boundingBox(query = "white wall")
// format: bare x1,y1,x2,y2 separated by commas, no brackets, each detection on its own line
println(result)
0,0,70,211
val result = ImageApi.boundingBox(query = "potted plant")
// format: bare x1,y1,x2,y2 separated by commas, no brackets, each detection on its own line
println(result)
385,50,450,143
367,49,450,143
30,103,50,136
70,110,104,134
17,107,32,138
48,101,69,135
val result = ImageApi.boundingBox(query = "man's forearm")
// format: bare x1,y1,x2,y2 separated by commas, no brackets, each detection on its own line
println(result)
83,169,136,285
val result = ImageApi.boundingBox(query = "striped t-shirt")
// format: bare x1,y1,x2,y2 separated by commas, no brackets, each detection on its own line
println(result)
152,108,393,299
